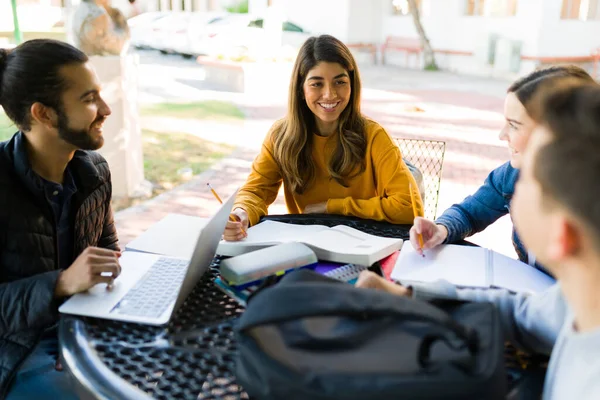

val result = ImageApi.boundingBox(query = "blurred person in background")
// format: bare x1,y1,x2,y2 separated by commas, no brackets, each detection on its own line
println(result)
72,0,130,56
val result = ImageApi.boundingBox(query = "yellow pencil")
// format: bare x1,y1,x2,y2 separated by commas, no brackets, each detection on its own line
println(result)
207,183,246,236
409,183,424,252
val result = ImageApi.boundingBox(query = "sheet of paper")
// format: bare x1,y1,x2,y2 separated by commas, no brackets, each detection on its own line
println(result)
125,214,208,259
491,252,555,294
390,243,488,288
216,221,331,256
238,220,329,245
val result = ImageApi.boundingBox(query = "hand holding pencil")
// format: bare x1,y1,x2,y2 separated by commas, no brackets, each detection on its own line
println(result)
408,185,449,256
208,183,248,241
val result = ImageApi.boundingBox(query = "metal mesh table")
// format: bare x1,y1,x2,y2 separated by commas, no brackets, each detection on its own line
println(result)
59,215,545,399
61,260,247,400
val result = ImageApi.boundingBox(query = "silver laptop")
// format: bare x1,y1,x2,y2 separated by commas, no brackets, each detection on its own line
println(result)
59,190,237,326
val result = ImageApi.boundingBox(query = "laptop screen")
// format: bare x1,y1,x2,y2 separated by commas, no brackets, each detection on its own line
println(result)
172,189,238,311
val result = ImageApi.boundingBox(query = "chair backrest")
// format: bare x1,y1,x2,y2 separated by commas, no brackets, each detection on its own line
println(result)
395,138,446,220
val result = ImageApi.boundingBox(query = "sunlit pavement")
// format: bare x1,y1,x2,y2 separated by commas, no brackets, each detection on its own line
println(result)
116,50,516,258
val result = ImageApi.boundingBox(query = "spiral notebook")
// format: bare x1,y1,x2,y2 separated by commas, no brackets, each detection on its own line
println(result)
314,261,368,284
391,243,555,294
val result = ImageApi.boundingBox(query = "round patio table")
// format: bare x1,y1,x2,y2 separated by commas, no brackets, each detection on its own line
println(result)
59,214,545,399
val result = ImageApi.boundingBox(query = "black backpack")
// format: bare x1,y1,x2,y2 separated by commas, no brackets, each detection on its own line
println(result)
235,270,506,400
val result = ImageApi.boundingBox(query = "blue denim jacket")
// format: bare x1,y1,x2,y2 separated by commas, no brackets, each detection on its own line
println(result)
435,161,551,276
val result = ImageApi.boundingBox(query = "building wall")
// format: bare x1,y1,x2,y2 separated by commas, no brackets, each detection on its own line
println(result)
347,0,383,44
275,0,351,42
536,0,600,56
380,0,548,75
379,0,600,76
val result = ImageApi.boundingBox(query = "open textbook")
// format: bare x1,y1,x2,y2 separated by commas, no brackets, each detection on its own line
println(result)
391,243,555,294
216,220,403,266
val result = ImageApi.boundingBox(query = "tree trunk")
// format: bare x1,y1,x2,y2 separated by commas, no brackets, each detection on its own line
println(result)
407,0,438,70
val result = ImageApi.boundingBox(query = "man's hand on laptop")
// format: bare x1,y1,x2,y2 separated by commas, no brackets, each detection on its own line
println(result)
54,247,122,298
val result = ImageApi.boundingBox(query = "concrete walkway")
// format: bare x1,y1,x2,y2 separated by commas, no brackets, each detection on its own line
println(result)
115,65,518,258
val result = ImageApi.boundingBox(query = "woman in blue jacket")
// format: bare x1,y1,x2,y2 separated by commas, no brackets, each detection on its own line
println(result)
409,65,595,275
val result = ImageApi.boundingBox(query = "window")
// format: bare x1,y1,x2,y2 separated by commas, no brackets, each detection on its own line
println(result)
465,0,518,16
391,0,421,16
465,0,485,15
561,0,600,20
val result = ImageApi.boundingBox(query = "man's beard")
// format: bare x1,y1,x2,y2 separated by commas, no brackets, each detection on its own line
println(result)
56,107,105,151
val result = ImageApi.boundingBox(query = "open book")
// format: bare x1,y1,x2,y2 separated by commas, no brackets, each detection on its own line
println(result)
391,243,555,294
216,220,403,266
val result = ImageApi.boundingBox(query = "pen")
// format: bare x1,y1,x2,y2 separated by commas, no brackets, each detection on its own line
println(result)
207,183,246,236
409,183,425,257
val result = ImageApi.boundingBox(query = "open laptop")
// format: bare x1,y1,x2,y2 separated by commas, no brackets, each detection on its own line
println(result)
59,190,237,326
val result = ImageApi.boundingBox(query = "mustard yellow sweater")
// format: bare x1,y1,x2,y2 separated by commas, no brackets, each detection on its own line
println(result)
234,119,424,226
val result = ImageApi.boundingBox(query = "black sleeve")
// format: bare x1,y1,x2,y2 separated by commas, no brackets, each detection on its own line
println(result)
0,270,61,334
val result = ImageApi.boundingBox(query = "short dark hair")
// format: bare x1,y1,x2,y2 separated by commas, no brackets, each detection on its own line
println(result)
508,65,595,114
528,81,600,247
0,39,88,131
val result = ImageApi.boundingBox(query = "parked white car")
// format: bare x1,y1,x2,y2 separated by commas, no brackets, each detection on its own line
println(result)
189,13,310,58
128,11,169,49
146,12,194,54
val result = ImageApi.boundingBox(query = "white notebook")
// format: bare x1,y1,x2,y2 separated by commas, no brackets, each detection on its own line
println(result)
390,243,555,294
216,220,403,266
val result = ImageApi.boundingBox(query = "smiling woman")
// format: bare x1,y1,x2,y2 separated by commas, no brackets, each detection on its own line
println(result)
407,65,597,275
222,34,424,242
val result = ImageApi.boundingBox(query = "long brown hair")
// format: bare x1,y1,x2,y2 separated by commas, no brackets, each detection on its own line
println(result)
272,35,367,194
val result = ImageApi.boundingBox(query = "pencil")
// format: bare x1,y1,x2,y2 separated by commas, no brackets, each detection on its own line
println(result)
409,183,425,254
207,183,246,236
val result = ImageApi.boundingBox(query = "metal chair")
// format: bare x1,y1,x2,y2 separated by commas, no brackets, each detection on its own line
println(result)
396,138,446,220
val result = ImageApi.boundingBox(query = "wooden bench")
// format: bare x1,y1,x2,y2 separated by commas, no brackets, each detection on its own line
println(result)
521,52,600,79
346,42,378,64
381,36,422,66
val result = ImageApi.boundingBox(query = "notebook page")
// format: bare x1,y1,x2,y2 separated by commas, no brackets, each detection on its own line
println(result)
301,226,391,254
300,225,402,265
243,221,329,244
491,251,555,294
390,243,488,288
217,221,330,256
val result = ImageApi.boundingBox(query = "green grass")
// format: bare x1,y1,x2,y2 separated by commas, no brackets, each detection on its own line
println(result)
142,129,234,190
140,101,245,121
0,111,16,142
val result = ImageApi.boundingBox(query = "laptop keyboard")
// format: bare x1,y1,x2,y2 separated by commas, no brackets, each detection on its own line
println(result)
110,257,189,319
